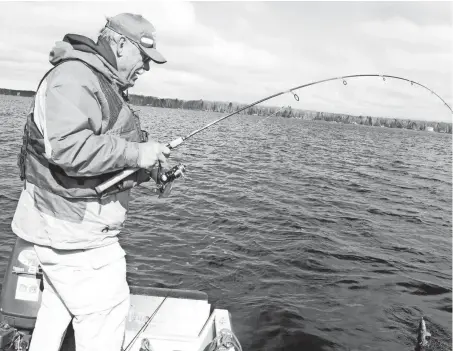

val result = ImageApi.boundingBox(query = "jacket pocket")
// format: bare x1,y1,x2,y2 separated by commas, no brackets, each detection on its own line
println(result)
83,195,128,232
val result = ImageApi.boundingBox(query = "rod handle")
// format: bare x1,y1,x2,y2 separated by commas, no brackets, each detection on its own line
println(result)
168,137,183,149
95,168,138,194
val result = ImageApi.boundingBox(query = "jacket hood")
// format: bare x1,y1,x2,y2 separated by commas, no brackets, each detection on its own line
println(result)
63,34,117,69
49,34,130,89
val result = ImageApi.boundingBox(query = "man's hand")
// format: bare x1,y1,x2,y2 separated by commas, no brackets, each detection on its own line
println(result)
137,141,170,170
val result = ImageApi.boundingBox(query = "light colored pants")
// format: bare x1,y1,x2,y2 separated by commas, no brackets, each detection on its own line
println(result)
29,243,130,351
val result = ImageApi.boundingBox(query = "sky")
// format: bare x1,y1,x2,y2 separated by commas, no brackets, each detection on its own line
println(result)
0,1,452,122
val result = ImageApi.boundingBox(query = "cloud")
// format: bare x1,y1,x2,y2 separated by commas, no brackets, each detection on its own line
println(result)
0,2,451,122
359,17,452,47
197,38,277,70
163,29,278,72
136,67,212,93
385,48,451,73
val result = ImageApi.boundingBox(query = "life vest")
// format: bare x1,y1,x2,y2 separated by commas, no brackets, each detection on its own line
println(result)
17,59,148,199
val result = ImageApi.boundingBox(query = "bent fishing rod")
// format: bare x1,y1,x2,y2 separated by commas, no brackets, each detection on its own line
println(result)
95,73,453,195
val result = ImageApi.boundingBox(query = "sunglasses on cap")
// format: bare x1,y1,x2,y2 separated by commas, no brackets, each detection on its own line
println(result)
105,25,154,62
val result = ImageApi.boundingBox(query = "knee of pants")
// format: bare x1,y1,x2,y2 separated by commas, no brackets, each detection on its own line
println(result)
72,296,130,351
37,274,72,330
30,306,71,351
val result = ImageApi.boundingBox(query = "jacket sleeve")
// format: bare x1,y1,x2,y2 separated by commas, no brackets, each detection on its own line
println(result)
41,65,140,177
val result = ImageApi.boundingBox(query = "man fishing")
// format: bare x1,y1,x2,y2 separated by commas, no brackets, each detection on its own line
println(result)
11,13,170,351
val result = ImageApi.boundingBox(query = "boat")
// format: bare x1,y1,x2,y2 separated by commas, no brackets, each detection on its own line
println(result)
0,237,242,351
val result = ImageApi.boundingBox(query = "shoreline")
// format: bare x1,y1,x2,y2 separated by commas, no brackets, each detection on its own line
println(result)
1,89,451,134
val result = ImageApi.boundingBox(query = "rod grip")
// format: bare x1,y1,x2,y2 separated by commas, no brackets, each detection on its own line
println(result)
168,137,183,149
95,168,138,194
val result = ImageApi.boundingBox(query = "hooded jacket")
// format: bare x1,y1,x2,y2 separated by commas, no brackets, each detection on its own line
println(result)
12,34,150,250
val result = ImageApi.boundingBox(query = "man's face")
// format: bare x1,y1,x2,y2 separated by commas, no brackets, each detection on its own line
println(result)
116,37,151,87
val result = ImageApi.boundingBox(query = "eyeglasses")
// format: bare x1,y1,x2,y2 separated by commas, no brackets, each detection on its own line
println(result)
127,38,151,64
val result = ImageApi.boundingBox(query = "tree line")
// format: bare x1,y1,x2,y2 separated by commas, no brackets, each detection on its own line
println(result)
1,88,450,133
0,88,35,97
128,94,452,134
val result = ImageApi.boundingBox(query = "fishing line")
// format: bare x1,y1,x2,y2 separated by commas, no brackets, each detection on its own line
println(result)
255,105,290,125
95,73,452,194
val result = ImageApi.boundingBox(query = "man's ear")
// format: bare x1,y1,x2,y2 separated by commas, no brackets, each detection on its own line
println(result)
117,37,127,57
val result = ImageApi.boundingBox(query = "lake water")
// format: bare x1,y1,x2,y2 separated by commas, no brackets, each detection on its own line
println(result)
0,95,451,350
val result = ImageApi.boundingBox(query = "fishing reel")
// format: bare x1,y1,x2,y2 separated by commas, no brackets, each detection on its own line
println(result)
152,163,186,198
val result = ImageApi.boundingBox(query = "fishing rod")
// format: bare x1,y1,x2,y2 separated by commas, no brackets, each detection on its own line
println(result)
122,295,168,351
95,73,452,195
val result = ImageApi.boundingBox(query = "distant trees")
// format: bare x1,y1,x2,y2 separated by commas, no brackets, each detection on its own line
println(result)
128,93,451,134
0,88,450,134
0,88,34,97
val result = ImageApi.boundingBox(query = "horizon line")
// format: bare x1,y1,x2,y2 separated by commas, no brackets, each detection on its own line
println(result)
1,87,451,125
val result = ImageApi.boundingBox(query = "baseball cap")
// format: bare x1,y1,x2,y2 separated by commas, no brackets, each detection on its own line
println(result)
105,13,166,64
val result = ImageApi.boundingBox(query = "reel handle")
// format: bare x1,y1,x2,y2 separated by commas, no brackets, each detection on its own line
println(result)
94,137,184,195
